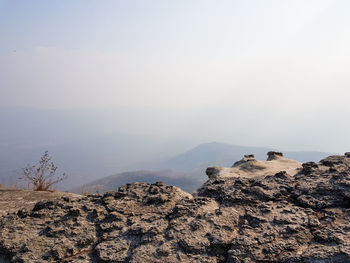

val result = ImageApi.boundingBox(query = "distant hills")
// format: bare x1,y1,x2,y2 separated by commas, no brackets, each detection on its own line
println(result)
73,142,334,193
0,107,192,189
159,142,274,172
71,170,200,194
161,142,334,171
0,107,339,192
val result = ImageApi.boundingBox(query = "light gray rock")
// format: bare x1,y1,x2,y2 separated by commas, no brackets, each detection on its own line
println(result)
1,154,350,262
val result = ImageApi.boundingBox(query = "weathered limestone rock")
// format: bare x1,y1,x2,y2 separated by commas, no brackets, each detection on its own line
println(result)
267,151,284,160
1,153,350,262
206,152,302,179
232,154,256,167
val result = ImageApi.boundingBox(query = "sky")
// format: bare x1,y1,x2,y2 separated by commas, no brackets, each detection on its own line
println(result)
1,0,350,152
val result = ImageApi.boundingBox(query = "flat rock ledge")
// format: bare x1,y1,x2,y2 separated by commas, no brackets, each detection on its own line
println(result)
0,190,82,217
206,152,302,179
1,154,350,262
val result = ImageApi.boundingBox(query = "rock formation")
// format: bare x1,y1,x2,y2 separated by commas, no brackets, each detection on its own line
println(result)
206,151,302,179
0,190,81,217
1,153,350,262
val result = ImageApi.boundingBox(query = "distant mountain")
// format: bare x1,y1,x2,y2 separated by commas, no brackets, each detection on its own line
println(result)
159,142,334,174
73,142,334,194
71,170,200,194
0,107,338,192
0,107,192,190
160,142,274,172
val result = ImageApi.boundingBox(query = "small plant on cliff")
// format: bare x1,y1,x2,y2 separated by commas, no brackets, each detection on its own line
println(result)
20,151,67,191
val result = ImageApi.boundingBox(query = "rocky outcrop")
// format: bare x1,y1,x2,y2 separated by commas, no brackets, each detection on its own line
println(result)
232,154,257,167
266,151,284,161
1,153,350,262
206,151,302,179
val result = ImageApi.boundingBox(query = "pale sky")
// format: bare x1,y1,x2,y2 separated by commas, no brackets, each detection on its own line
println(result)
1,0,350,152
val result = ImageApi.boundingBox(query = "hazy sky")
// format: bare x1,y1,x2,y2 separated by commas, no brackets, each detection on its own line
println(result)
1,0,350,152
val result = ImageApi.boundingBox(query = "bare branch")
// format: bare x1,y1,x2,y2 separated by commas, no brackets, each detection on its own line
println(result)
20,151,67,191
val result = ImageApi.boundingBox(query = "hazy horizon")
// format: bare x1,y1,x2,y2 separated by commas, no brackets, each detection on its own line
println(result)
1,1,350,154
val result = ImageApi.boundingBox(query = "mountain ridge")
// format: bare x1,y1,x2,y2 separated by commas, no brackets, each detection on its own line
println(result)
73,142,333,193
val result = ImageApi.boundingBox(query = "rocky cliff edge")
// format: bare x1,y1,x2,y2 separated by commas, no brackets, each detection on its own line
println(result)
1,153,350,262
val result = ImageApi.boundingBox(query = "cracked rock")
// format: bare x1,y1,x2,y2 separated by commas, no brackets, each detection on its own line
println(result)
1,154,350,262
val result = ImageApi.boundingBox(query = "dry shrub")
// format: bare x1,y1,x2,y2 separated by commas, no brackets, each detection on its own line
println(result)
20,151,67,191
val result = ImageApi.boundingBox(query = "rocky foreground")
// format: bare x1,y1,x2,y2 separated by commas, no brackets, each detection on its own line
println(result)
0,190,81,218
1,152,350,262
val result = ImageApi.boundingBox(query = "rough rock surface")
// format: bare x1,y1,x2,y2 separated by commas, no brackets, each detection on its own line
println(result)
0,190,82,217
1,153,350,262
206,152,302,179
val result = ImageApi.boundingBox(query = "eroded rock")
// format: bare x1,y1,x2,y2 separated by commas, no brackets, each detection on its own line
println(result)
1,154,350,262
267,151,284,161
206,152,302,179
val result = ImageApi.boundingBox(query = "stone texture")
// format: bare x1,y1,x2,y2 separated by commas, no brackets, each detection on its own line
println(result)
206,152,302,180
1,154,350,262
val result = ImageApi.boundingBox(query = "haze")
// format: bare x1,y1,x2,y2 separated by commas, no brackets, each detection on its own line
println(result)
1,0,350,176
